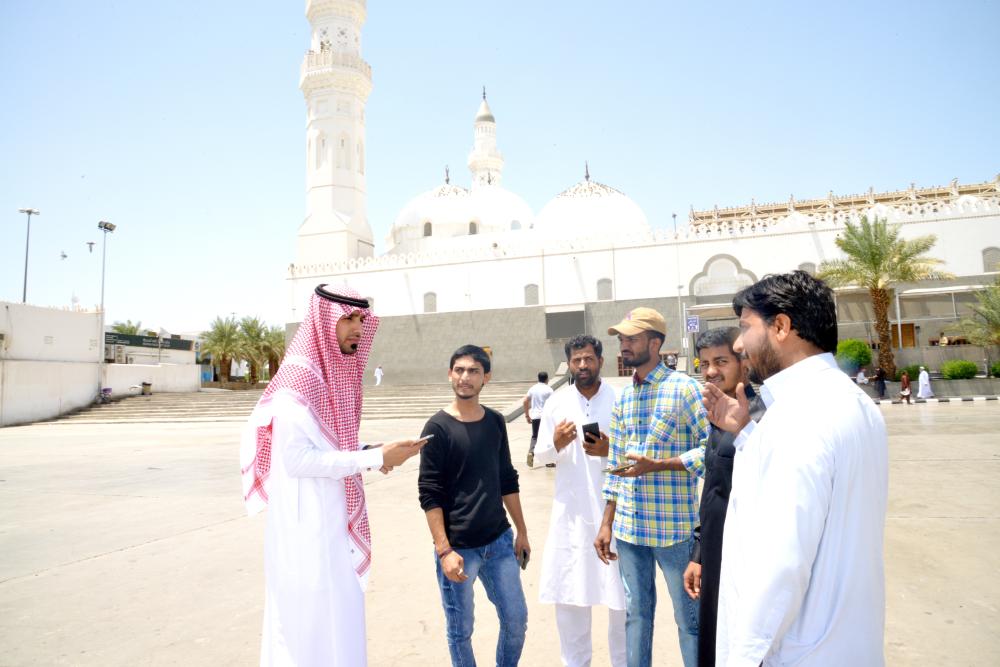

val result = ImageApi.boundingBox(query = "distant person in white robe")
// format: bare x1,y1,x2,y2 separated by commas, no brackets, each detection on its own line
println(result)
374,365,384,386
918,366,934,399
240,284,425,666
535,334,627,667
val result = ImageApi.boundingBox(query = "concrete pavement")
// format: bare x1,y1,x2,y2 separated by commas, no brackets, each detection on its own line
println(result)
0,396,998,665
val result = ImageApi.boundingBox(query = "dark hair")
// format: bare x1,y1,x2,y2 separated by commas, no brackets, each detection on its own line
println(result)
537,371,549,383
564,334,603,360
732,270,837,353
695,327,740,356
450,344,491,374
647,331,665,346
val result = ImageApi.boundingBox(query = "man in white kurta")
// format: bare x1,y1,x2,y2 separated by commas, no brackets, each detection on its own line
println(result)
918,365,933,398
241,284,424,666
535,335,627,667
704,271,888,666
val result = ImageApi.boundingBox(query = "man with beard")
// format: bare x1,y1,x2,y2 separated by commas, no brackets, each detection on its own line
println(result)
240,284,427,666
595,307,708,667
418,344,530,667
534,335,627,667
703,271,888,666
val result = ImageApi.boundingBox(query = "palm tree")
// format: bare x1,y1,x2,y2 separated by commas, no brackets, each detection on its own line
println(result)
263,325,287,381
201,316,241,382
111,319,143,335
239,316,268,385
952,280,1000,363
818,215,951,377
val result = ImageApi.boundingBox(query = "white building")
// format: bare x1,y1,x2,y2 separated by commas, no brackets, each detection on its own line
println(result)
287,0,1000,383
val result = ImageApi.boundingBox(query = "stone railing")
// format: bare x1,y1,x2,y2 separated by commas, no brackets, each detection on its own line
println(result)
301,50,372,79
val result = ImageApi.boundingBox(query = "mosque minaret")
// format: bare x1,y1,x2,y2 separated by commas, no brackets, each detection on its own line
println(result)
467,88,504,188
296,0,374,266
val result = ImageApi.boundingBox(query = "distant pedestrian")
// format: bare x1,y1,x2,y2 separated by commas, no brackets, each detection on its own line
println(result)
666,352,678,370
918,366,934,399
374,365,384,386
874,367,887,399
899,371,912,404
856,368,869,385
524,371,554,467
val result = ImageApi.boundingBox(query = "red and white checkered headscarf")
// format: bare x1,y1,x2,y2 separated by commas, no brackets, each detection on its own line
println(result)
240,284,379,583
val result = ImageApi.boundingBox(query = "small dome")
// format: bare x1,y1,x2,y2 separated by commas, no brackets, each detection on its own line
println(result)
535,176,650,239
475,98,495,123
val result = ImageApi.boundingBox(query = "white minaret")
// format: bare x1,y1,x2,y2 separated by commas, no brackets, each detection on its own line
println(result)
296,0,374,265
467,88,504,188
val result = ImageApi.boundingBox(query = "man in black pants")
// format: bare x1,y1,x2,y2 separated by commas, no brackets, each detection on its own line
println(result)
418,345,531,667
682,328,766,667
523,371,553,467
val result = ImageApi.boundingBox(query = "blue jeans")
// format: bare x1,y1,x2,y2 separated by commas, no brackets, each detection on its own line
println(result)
435,528,528,667
616,537,699,667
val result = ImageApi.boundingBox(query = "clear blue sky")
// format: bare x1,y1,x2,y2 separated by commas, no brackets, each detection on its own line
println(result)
2,0,998,333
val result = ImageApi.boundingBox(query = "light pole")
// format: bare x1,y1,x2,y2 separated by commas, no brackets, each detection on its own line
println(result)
18,208,40,303
97,221,116,397
673,213,685,359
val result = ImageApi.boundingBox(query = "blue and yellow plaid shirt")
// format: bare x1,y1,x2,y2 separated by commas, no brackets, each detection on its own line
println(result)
602,362,710,547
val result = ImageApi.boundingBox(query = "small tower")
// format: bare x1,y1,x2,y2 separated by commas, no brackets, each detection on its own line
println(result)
467,88,504,188
296,0,374,265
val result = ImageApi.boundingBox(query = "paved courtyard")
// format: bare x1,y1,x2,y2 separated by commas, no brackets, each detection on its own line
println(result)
0,395,998,665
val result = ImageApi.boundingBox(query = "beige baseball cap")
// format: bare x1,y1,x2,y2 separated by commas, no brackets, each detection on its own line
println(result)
607,307,667,336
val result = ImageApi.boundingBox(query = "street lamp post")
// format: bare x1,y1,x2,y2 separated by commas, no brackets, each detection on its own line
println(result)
18,208,40,303
672,213,685,359
97,221,117,398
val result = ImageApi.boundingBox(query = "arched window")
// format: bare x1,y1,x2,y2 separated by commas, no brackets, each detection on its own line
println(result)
423,292,437,313
315,133,327,169
984,247,1000,272
422,222,433,237
798,262,817,275
597,278,613,301
357,139,365,174
469,221,479,235
511,220,522,231
524,283,539,306
337,132,351,170
690,255,756,297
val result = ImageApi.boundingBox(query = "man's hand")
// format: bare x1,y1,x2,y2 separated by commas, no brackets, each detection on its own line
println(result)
441,550,468,583
582,429,610,457
618,453,662,477
381,438,428,468
553,420,577,451
525,414,532,424
594,524,617,564
702,381,751,433
514,531,531,566
683,561,702,600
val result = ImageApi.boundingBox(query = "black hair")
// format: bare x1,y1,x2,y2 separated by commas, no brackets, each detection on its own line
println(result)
732,270,838,353
450,344,491,374
695,327,740,356
537,371,549,383
647,331,666,346
564,334,603,360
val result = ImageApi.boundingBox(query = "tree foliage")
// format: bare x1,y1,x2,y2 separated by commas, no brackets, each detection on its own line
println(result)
111,319,143,335
835,338,873,373
952,280,1000,350
200,316,240,382
940,359,978,380
818,215,951,377
238,316,268,385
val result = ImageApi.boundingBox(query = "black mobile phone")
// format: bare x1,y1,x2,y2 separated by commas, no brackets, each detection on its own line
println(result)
582,422,601,442
518,549,530,570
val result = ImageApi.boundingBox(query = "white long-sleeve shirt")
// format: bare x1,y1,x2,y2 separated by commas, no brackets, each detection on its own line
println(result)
717,352,888,666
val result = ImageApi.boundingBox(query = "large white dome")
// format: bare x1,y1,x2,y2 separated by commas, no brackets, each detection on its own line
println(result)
536,177,650,239
386,180,533,253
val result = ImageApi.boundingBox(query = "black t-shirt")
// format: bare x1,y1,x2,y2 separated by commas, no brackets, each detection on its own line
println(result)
417,408,520,549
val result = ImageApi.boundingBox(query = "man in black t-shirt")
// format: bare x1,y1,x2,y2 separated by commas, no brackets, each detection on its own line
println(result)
418,345,530,667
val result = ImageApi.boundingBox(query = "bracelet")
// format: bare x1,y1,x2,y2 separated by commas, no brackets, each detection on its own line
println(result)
437,547,454,560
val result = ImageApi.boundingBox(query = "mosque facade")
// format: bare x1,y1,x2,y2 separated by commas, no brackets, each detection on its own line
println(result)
289,0,1000,383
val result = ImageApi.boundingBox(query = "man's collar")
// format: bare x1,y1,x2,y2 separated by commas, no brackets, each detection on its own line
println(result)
633,362,668,387
760,352,837,407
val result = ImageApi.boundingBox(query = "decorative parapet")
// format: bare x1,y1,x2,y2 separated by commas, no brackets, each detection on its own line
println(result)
300,50,372,96
287,176,1000,279
306,0,367,24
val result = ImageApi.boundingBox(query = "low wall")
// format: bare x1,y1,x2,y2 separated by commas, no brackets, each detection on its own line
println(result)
103,364,201,397
0,360,99,427
862,378,1000,399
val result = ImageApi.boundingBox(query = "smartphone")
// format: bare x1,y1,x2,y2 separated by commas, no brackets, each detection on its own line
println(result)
606,463,633,475
417,434,435,443
582,422,601,442
518,548,530,570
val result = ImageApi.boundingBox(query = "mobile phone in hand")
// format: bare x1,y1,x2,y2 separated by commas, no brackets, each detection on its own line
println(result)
582,422,600,442
606,463,632,475
518,549,530,570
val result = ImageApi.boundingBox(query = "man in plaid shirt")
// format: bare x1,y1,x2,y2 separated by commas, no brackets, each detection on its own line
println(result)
594,307,709,667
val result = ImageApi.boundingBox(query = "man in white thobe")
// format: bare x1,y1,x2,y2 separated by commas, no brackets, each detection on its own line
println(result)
240,284,425,666
374,365,384,386
536,335,627,667
918,365,934,398
704,271,888,666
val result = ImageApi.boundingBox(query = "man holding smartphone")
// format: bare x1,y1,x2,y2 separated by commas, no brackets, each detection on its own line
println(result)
535,335,627,666
418,345,530,667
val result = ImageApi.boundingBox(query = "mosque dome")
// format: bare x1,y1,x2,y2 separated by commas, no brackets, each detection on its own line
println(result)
386,176,534,254
535,169,650,239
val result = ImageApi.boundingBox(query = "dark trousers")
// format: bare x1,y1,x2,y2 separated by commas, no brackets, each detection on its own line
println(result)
528,418,540,454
